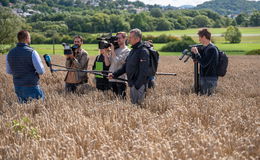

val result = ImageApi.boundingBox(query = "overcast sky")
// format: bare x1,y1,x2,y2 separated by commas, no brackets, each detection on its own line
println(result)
128,0,259,7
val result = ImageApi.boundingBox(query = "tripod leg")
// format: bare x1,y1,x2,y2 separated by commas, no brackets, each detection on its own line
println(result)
194,61,199,94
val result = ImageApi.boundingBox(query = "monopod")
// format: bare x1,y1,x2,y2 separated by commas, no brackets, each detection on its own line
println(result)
43,54,177,81
43,54,127,81
179,49,200,94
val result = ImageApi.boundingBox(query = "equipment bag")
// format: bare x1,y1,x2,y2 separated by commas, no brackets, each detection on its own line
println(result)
143,42,160,77
216,49,228,77
206,44,228,77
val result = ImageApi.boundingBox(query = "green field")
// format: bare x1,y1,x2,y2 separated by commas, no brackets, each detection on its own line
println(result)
212,36,260,43
31,41,260,56
30,44,182,56
3,27,260,56
142,27,260,36
31,44,100,56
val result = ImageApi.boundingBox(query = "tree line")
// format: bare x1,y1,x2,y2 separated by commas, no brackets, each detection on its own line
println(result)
1,2,260,46
26,9,260,44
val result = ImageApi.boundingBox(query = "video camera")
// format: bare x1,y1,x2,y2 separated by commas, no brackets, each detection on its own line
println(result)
97,35,119,49
179,44,203,62
62,43,79,55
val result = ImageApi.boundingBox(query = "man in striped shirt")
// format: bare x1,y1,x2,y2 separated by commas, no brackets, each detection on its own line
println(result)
6,30,45,103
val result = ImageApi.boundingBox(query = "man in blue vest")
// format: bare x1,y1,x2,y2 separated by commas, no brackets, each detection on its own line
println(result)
6,30,45,103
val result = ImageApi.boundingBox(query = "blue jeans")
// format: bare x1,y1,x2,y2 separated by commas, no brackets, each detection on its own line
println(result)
15,85,44,103
200,77,218,96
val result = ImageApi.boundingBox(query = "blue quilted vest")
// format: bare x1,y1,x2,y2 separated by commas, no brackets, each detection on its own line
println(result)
7,43,39,86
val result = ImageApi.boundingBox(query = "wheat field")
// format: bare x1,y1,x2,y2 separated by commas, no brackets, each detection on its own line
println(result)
0,55,259,160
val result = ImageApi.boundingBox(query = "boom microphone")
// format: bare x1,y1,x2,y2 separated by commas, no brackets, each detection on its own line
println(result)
43,54,53,73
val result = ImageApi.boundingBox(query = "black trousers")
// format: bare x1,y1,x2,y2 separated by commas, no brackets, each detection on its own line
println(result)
96,78,110,91
110,82,127,99
65,83,80,93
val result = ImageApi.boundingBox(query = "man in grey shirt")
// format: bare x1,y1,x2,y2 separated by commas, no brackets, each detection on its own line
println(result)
108,32,130,98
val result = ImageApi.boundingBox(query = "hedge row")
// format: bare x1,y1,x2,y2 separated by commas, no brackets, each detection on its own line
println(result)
30,32,180,44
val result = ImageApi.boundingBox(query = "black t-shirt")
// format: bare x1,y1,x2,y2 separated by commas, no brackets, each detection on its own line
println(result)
196,44,218,77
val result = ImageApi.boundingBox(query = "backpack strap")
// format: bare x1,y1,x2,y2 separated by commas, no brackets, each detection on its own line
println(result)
204,43,219,64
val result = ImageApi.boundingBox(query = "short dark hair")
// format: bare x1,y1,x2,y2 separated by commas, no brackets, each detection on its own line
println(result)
74,35,83,42
198,28,211,40
17,30,29,42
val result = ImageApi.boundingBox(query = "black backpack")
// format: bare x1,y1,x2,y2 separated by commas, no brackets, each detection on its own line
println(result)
143,42,160,77
216,47,228,77
205,44,228,77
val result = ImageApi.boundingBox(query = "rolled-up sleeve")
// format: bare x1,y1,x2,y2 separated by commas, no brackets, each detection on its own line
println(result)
32,50,45,75
6,55,12,75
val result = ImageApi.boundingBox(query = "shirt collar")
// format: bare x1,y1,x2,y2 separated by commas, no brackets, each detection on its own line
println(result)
17,43,29,47
131,41,142,49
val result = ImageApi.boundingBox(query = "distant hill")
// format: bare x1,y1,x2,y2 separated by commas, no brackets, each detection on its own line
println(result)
196,0,260,15
179,5,194,9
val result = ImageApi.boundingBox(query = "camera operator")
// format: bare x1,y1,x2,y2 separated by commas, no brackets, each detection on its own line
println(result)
64,35,89,93
191,28,219,95
92,44,111,91
109,28,149,105
107,32,130,98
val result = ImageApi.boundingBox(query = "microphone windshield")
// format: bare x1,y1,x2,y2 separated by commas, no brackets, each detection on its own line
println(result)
43,54,51,67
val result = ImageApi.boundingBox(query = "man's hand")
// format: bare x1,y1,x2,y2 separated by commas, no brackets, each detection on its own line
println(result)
102,51,108,58
104,48,111,57
66,54,74,59
191,47,199,54
110,43,114,51
110,43,116,58
108,73,114,79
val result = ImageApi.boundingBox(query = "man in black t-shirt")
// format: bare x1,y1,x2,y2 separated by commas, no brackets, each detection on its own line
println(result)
191,28,219,95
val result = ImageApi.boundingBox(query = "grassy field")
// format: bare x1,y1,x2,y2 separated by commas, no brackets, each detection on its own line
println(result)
30,41,260,56
0,55,259,159
29,44,182,56
142,27,260,36
27,27,260,56
212,35,260,43
31,44,99,56
1,27,259,56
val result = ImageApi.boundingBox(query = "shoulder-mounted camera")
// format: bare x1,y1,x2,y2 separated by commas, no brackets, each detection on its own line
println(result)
62,43,79,55
97,35,119,49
